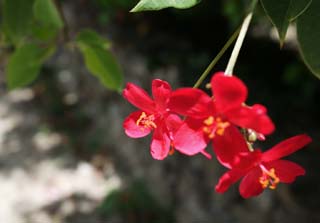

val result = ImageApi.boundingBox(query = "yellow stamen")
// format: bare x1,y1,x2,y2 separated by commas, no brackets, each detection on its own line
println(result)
203,116,214,125
259,179,269,189
202,116,230,138
203,126,210,134
136,112,157,129
208,133,215,139
216,128,225,136
216,122,230,136
259,165,280,190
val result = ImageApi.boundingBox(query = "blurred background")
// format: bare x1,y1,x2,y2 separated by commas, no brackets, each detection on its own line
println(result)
0,0,320,222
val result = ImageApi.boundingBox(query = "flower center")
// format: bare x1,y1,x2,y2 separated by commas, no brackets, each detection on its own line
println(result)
259,164,280,190
136,112,157,129
202,116,230,139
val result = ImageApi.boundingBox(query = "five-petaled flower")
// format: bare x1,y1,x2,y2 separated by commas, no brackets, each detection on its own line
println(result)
214,131,312,198
168,72,275,156
123,79,183,160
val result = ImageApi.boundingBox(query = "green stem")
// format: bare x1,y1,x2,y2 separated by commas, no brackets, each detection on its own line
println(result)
54,0,70,42
193,26,241,88
224,0,258,76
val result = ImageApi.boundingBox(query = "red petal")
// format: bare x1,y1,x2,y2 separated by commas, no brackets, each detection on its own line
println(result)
239,167,264,198
152,79,172,111
165,114,183,136
234,150,263,170
168,88,213,119
123,82,155,113
173,118,208,155
267,160,305,183
215,169,245,193
123,111,152,138
212,125,249,169
262,134,312,162
226,104,275,135
150,127,171,160
211,72,247,112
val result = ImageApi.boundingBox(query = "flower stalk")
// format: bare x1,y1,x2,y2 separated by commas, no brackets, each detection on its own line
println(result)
225,0,258,76
224,13,253,76
193,27,241,88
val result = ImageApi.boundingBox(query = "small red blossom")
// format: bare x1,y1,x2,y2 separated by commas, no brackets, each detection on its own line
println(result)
168,72,275,155
123,79,182,160
214,131,312,198
123,79,211,160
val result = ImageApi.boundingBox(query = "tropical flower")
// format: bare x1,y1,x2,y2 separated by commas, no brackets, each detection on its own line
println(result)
214,131,312,198
123,79,182,160
123,79,212,160
168,72,275,155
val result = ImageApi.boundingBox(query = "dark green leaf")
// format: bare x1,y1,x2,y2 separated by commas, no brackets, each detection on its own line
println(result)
2,0,35,43
76,29,111,49
131,0,201,12
297,0,320,78
33,0,64,30
260,0,312,45
31,24,58,41
6,44,55,89
76,30,123,91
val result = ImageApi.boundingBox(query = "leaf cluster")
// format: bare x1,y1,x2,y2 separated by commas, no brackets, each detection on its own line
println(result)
1,0,123,91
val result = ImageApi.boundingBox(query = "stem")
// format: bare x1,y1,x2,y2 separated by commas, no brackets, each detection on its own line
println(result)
54,0,71,42
224,0,258,76
224,13,253,76
193,27,241,88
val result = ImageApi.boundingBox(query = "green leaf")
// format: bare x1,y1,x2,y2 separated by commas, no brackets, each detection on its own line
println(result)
297,0,320,78
31,24,59,41
33,0,64,30
6,44,55,89
76,30,123,91
131,0,201,12
76,29,111,49
260,0,312,45
2,0,35,43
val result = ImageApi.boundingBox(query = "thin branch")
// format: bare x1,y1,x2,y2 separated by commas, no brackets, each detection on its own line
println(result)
193,26,241,88
54,0,71,42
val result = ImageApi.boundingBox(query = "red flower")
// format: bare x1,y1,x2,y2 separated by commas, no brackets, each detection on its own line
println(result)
123,79,181,160
168,72,275,155
214,130,312,198
123,79,190,160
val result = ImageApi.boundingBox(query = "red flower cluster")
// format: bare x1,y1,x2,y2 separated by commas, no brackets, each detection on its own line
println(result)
123,72,312,198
